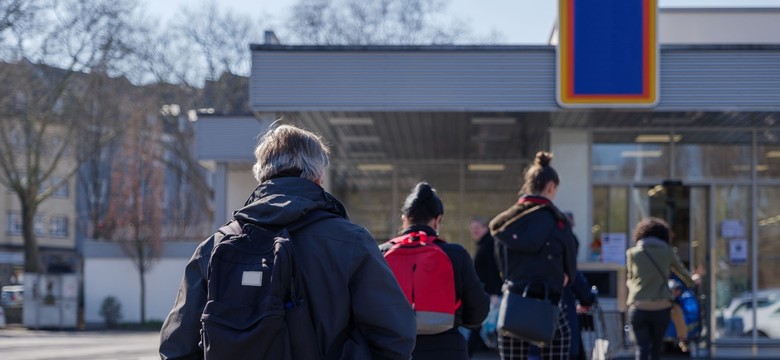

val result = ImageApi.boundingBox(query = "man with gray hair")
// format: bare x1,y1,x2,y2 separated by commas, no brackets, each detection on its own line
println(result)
160,124,416,359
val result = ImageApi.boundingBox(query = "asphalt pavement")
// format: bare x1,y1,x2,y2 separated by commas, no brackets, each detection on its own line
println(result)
0,326,160,360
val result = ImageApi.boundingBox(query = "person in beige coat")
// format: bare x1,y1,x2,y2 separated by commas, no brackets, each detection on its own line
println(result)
625,217,695,360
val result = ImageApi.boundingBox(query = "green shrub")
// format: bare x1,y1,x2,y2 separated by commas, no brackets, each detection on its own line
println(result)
99,296,122,329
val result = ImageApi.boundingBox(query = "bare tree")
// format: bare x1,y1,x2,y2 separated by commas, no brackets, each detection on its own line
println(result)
103,107,165,324
284,0,469,45
0,0,144,274
75,74,134,241
169,0,261,83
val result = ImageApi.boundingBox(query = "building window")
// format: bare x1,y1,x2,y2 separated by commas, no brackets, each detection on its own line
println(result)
7,212,22,235
50,176,69,198
50,216,68,237
34,216,46,236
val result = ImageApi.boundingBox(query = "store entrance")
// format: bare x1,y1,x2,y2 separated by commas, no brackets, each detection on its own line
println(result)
635,182,709,354
645,181,693,267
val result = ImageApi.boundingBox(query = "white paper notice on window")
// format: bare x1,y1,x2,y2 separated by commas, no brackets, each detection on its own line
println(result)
721,220,745,238
729,239,748,265
601,233,627,265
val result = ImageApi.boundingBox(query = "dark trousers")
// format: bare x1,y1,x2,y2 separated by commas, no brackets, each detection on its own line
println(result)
629,307,671,360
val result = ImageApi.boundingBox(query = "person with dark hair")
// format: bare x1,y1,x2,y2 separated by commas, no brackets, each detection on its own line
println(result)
489,152,578,360
561,212,597,360
160,124,416,359
380,182,489,360
626,217,695,360
468,217,503,356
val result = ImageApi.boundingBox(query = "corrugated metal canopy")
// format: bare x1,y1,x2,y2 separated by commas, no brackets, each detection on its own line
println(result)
267,110,779,191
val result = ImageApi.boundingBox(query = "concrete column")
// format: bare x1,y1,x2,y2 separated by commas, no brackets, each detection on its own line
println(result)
550,128,592,263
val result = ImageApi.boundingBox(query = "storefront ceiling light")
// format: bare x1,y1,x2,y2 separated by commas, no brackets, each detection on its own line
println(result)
592,165,618,171
329,117,374,126
468,163,506,171
635,134,682,143
732,164,769,172
341,135,381,143
470,117,516,126
759,215,780,226
766,151,780,158
648,185,664,197
357,163,393,172
348,151,386,158
620,150,662,158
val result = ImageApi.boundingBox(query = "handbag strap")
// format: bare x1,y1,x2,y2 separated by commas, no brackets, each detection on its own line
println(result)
641,250,670,294
497,204,545,278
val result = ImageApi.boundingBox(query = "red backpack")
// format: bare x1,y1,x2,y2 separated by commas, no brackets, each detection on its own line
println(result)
383,231,461,334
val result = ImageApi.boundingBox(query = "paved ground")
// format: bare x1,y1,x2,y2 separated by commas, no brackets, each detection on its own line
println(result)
0,328,502,360
0,327,159,360
0,325,693,360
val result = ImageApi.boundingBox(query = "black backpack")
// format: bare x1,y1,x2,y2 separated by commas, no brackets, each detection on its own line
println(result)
200,211,334,360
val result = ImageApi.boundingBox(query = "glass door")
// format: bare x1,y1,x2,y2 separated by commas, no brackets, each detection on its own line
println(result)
712,186,753,340
630,183,710,351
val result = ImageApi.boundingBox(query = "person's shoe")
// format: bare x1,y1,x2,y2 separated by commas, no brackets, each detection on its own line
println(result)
678,338,689,353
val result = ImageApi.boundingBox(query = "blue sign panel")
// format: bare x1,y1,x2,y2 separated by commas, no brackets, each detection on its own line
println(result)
558,0,658,107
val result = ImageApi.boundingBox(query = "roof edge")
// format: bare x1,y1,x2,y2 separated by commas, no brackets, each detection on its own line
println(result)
251,44,780,52
249,44,554,52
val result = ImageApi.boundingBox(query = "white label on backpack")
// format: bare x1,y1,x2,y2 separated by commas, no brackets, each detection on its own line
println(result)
241,271,263,286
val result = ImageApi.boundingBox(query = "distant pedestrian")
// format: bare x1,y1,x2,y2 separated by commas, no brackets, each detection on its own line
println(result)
380,182,489,360
159,124,416,359
490,151,578,360
468,217,502,356
626,217,695,360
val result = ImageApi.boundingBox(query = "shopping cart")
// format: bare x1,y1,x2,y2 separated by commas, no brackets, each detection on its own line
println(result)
579,303,631,360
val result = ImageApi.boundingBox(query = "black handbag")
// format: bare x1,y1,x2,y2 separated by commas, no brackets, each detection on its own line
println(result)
497,282,560,346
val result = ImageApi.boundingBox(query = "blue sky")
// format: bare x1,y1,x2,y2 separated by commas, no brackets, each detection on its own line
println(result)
145,0,780,44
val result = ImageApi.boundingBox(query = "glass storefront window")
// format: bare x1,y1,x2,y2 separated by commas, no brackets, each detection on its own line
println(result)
757,136,780,179
675,132,752,180
756,186,780,339
592,132,671,181
713,186,752,340
332,163,396,242
463,163,524,254
592,186,628,262
333,160,530,253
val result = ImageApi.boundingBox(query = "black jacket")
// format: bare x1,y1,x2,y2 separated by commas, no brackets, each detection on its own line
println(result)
474,233,503,296
379,225,490,360
489,195,577,303
159,177,417,360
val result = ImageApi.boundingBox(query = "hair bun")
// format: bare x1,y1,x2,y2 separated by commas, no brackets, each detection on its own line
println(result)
534,151,553,167
414,182,434,201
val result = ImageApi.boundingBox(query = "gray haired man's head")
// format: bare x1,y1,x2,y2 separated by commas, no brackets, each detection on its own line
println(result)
252,124,330,184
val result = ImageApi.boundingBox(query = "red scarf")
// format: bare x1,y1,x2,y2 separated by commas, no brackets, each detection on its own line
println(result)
518,196,565,229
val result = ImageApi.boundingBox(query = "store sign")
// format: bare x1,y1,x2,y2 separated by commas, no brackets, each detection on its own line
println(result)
557,0,659,108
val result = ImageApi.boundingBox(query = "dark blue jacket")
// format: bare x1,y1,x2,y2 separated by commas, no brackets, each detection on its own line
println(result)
159,177,416,360
489,195,578,303
474,233,503,296
565,272,596,358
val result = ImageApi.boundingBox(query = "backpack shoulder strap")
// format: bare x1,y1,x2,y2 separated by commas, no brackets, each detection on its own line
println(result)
217,220,242,236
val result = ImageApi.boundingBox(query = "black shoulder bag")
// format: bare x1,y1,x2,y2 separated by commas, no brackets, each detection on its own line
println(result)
496,205,561,346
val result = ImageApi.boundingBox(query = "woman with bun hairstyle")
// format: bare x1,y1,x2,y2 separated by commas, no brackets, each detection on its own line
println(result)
489,152,578,360
380,182,490,360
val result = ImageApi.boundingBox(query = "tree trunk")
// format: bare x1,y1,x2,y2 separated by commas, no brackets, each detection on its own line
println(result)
21,199,42,274
137,229,146,325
